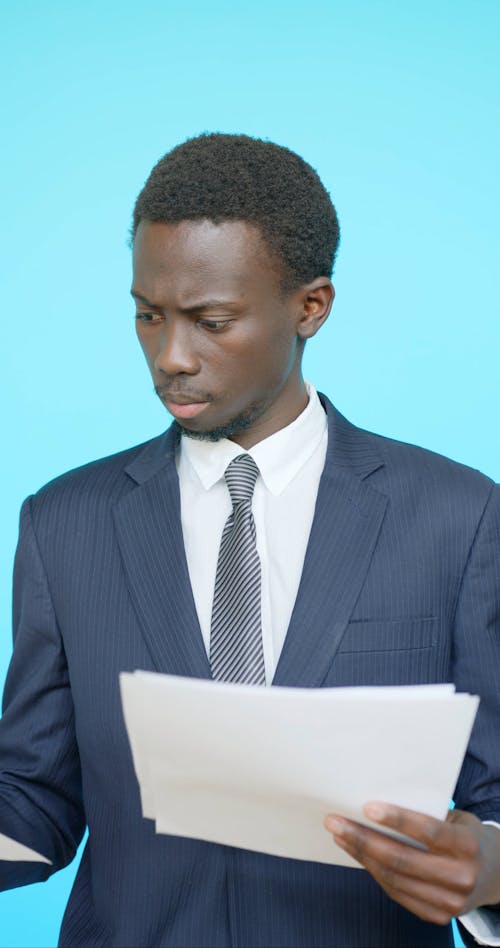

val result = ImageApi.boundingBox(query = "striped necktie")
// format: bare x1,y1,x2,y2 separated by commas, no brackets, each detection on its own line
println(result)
210,454,266,685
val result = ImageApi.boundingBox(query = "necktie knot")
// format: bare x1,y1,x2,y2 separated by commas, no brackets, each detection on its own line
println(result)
225,454,259,507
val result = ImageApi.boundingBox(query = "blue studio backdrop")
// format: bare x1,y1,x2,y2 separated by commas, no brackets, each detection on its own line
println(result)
1,1,499,945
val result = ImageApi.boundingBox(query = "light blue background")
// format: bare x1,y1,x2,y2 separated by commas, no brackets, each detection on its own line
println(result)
1,1,499,945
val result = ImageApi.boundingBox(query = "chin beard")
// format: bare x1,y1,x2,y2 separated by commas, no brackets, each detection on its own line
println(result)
176,400,270,443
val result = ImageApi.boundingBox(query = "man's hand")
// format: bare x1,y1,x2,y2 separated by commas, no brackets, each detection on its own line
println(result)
324,804,500,925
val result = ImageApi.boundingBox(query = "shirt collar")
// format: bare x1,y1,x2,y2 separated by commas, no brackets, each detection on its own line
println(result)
179,382,327,496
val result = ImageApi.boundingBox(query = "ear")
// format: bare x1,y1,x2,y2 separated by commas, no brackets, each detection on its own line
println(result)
295,278,335,341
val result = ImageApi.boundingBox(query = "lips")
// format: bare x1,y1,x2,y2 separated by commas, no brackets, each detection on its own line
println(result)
158,393,205,405
166,401,210,419
158,392,211,420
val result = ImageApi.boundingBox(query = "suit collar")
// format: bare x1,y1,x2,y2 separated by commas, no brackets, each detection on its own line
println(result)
123,423,179,486
319,393,385,481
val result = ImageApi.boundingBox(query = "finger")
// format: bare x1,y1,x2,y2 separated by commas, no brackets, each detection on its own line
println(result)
446,808,480,828
361,852,475,918
326,814,429,875
330,828,472,923
362,802,478,856
362,881,463,927
326,816,478,891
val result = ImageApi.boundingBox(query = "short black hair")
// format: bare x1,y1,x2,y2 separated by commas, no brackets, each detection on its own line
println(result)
132,133,340,291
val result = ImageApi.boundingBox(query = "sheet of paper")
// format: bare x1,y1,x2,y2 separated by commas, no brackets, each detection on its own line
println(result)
0,832,51,863
120,674,478,868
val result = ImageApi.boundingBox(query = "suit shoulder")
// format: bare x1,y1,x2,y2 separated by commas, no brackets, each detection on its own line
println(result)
29,431,171,513
357,425,497,516
370,428,492,482
325,398,496,508
347,422,500,538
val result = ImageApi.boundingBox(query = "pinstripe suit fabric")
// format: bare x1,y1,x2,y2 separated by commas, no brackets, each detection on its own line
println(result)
0,395,499,947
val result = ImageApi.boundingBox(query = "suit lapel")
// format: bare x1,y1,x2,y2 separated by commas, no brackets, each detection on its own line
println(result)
273,398,388,687
113,426,211,679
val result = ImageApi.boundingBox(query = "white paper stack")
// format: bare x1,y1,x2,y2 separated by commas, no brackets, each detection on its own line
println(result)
120,674,479,868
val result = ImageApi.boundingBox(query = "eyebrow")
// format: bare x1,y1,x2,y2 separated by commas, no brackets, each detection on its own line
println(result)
130,290,241,314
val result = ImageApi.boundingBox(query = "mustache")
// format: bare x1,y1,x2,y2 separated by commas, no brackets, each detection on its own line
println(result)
154,383,213,403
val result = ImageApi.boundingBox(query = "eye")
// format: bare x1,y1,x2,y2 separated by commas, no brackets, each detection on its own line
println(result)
136,312,163,324
199,319,232,332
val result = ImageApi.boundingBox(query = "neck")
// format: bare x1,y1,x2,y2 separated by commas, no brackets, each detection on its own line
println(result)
230,381,309,450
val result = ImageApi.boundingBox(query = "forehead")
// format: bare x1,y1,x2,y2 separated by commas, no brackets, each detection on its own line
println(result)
132,219,281,303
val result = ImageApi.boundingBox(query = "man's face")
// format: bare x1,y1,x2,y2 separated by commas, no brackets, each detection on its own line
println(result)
132,219,330,446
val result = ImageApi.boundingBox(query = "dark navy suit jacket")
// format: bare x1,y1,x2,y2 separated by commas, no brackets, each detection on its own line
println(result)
1,396,499,947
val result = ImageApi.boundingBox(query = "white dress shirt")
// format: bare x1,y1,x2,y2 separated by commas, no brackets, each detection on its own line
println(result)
176,381,499,945
177,381,327,684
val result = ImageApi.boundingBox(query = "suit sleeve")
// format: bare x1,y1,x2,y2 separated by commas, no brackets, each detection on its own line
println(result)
450,484,500,945
452,482,500,823
0,497,86,892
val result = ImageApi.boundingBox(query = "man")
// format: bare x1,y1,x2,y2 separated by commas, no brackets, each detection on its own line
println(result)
0,133,499,947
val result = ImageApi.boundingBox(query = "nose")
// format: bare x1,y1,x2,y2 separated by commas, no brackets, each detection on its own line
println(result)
154,319,200,376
